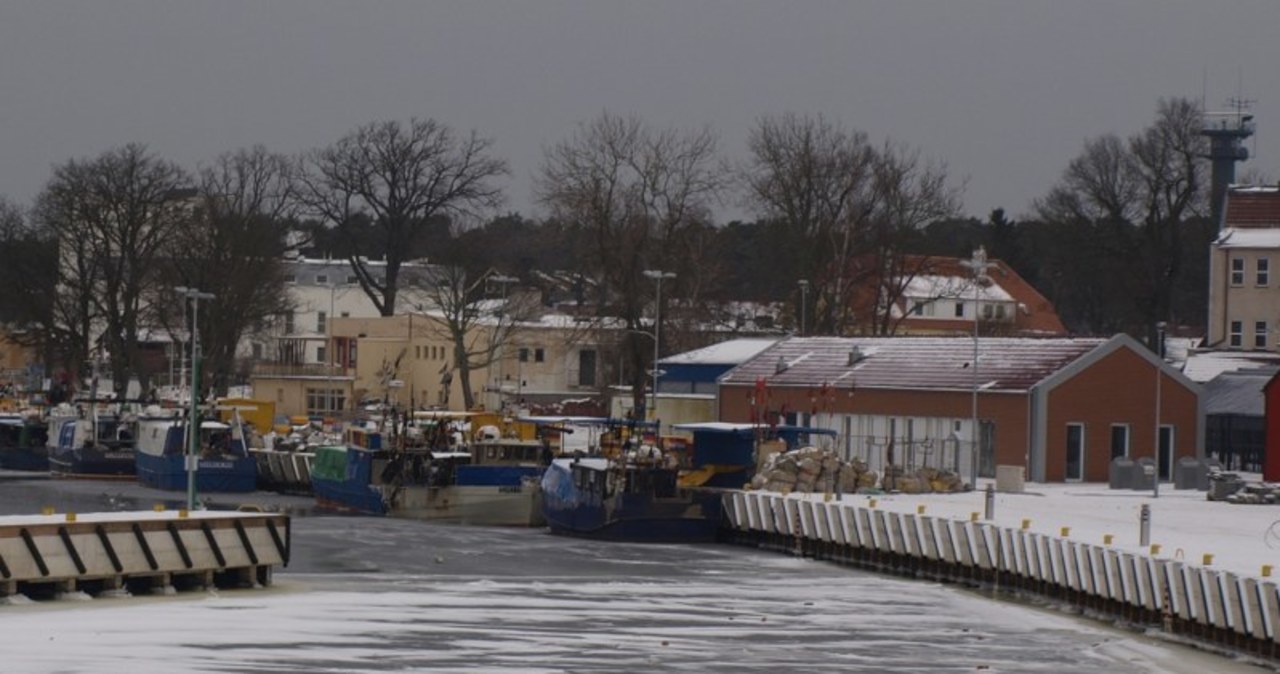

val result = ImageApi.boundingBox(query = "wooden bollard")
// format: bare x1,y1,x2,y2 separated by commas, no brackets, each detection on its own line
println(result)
970,512,979,522
869,498,877,509
153,503,166,512
179,509,190,519
1203,553,1214,566
1150,544,1162,555
1263,565,1273,578
41,506,55,516
65,512,76,522
917,505,926,515
1103,534,1114,545
1021,518,1031,530
1059,526,1070,537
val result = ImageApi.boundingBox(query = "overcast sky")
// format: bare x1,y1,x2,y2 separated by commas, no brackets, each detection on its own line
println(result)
1,1,1277,224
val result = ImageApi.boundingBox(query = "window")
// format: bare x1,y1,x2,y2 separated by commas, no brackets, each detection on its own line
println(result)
519,348,530,362
954,302,965,318
982,304,994,319
305,388,346,416
1231,258,1245,285
535,348,545,363
1259,258,1271,286
316,274,329,284
316,311,327,334
578,349,597,387
316,345,327,364
340,311,350,318
1109,424,1129,460
284,312,295,334
1256,321,1269,349
251,343,263,359
1230,320,1243,347
284,274,296,284
346,274,359,285
911,303,924,316
1065,423,1084,481
995,304,1006,320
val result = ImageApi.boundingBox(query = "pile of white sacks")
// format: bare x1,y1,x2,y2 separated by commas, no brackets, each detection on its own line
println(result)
748,446,969,495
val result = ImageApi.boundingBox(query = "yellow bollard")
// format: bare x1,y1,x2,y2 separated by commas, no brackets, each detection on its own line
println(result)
1203,553,1214,566
40,506,54,516
153,503,165,512
1263,565,1273,578
1103,534,1114,545
869,498,877,508
65,512,76,522
917,505,927,515
824,492,832,503
970,512,979,522
1059,526,1070,537
1150,544,1162,556
178,509,189,519
1021,518,1031,530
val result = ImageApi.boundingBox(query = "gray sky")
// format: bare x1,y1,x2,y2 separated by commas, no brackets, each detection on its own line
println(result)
1,1,1277,223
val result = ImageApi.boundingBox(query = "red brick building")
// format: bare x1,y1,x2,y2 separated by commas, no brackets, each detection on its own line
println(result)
717,335,1200,483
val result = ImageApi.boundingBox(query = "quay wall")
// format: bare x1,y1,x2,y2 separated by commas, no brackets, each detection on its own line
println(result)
721,491,1280,660
0,510,291,598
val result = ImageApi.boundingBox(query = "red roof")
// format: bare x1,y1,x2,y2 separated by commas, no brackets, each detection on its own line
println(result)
1224,188,1280,228
721,336,1106,393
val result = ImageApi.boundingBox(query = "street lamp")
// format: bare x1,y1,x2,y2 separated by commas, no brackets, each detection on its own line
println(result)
642,269,676,426
1153,321,1167,498
960,247,991,486
176,286,215,511
797,279,809,336
488,274,519,410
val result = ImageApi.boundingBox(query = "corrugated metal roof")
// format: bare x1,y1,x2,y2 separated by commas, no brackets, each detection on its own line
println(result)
720,336,1107,393
661,338,779,366
1203,367,1278,416
1182,350,1280,383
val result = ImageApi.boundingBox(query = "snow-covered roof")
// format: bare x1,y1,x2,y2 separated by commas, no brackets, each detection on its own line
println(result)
660,338,779,366
1214,227,1280,249
1181,350,1280,383
721,335,1109,393
902,275,1013,303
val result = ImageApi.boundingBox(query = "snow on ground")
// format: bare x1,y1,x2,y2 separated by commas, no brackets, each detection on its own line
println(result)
791,478,1280,580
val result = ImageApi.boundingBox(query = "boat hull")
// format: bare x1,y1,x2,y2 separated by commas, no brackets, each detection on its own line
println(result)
48,447,136,480
0,447,49,472
135,452,257,492
541,490,722,542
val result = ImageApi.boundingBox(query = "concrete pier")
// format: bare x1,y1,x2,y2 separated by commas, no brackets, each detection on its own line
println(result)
722,491,1280,661
0,509,289,600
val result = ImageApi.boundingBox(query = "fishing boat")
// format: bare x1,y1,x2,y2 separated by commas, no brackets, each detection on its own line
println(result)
47,403,138,480
133,407,257,493
539,420,834,542
0,412,49,471
311,411,548,526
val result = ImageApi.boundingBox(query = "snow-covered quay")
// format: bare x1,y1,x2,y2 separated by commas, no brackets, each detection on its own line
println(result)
725,480,1280,661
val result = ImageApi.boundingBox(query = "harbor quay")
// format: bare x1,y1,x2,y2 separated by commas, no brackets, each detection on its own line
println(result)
0,508,289,599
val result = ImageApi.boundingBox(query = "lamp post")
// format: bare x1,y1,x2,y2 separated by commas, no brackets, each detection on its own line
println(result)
1154,321,1167,498
642,269,676,425
488,274,518,411
175,286,215,511
960,248,991,486
798,279,809,336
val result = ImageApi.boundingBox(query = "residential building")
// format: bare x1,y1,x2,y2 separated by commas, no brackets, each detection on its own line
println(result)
716,335,1200,483
848,254,1068,336
1207,187,1280,351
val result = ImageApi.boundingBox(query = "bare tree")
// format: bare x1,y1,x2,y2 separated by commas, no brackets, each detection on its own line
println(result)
0,198,62,378
537,112,722,414
742,114,876,333
858,141,964,335
1036,97,1206,341
159,146,298,393
299,118,509,316
34,144,191,396
413,267,539,410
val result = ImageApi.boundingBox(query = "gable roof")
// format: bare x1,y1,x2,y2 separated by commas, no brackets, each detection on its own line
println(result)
1224,187,1280,228
720,336,1106,393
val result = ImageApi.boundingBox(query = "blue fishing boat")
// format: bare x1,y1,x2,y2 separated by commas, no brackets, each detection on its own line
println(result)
133,408,257,492
540,420,835,542
312,412,548,526
0,414,49,471
47,405,137,480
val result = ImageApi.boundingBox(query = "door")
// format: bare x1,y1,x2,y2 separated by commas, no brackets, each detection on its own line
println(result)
1157,425,1174,481
1065,423,1084,481
978,420,996,478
